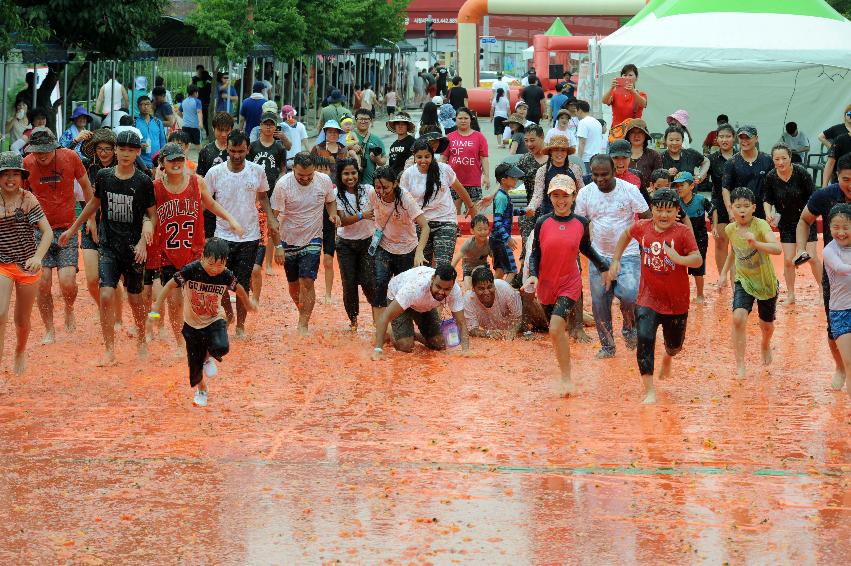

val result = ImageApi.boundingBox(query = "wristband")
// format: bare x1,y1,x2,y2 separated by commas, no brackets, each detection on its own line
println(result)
373,347,383,353
148,311,161,319
276,244,284,249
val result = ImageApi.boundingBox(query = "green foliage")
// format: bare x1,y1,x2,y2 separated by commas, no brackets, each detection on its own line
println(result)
1,0,169,59
827,0,851,18
360,0,409,46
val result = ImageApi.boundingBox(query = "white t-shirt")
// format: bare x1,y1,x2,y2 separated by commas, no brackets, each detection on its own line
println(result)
388,266,464,313
205,161,269,242
284,121,308,157
361,89,376,110
492,96,510,119
385,92,398,107
491,80,510,101
335,186,375,241
271,171,335,247
366,187,423,255
463,279,522,331
545,126,578,149
399,162,458,224
574,178,648,257
100,79,124,113
577,115,604,161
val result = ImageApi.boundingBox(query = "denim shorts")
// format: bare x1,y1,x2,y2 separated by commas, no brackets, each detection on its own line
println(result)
829,308,851,339
36,229,78,270
283,237,322,282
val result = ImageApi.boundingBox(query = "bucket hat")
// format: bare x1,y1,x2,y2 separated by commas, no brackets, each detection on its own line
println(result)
0,151,29,179
322,120,345,135
328,89,346,104
70,106,94,124
419,131,450,154
386,111,416,134
625,118,650,139
82,128,117,160
547,174,577,195
608,139,632,158
667,109,689,127
25,127,60,153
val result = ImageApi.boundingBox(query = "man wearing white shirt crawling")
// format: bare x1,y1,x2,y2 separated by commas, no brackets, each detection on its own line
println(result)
371,264,470,360
204,130,278,338
272,152,340,336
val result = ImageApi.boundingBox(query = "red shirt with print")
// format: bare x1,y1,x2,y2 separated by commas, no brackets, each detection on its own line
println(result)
629,219,698,315
23,148,86,229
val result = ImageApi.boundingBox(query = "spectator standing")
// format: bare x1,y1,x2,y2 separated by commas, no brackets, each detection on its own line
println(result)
239,81,268,136
575,100,604,172
134,96,167,168
601,64,647,137
178,84,204,150
193,65,214,136
780,122,810,164
521,77,546,124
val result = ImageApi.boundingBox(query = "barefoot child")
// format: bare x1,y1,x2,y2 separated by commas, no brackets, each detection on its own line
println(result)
673,172,712,303
719,187,781,378
525,175,610,397
608,189,702,403
0,152,53,374
60,130,156,364
452,214,492,290
150,237,257,407
490,163,524,283
314,156,337,304
823,203,851,398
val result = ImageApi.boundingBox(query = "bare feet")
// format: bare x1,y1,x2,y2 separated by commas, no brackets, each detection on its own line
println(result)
234,326,247,340
554,376,575,397
570,329,593,343
137,342,149,361
831,371,846,391
297,324,310,336
125,324,137,338
761,346,773,366
582,311,595,327
659,355,672,380
323,295,333,305
41,329,56,345
13,352,26,375
64,309,76,333
114,322,123,333
694,295,705,304
96,351,117,367
264,267,274,276
642,387,657,404
736,364,746,379
783,293,796,305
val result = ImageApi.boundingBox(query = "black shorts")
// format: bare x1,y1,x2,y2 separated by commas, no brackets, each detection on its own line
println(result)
160,264,178,286
715,203,730,225
322,224,336,257
778,221,817,244
226,240,259,291
732,281,778,322
99,245,145,294
255,245,266,266
543,295,577,321
823,274,834,340
144,269,156,286
493,116,506,136
182,126,201,145
387,106,396,115
391,308,442,341
687,234,708,277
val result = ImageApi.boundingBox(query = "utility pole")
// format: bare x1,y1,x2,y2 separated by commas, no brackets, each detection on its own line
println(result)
425,15,433,66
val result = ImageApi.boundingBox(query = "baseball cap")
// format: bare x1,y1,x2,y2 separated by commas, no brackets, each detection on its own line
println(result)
115,130,142,148
608,139,631,158
737,125,758,138
495,163,524,181
159,142,185,161
261,111,278,124
672,171,694,184
514,100,528,110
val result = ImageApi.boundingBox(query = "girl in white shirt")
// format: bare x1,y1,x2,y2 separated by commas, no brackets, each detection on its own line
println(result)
490,88,510,147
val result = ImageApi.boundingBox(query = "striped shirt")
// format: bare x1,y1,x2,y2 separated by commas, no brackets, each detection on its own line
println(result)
0,190,45,264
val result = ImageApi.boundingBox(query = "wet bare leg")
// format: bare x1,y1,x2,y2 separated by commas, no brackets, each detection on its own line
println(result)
829,339,846,390
694,276,705,304
166,289,185,348
759,319,774,367
37,268,55,344
58,266,77,333
126,291,148,360
640,374,656,404
323,253,334,304
549,314,574,397
296,277,316,335
12,281,38,375
732,308,748,378
97,287,118,366
0,277,13,371
832,335,851,393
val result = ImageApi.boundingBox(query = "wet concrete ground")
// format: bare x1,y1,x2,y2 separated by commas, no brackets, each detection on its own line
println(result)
1,242,849,564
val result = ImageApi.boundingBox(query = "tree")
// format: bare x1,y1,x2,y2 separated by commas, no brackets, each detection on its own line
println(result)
360,0,409,46
1,0,169,60
188,0,307,62
827,0,851,18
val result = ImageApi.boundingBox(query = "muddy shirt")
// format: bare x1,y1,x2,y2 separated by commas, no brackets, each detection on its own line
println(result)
174,260,238,329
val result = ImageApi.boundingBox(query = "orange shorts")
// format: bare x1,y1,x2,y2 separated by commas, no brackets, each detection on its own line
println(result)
0,263,41,285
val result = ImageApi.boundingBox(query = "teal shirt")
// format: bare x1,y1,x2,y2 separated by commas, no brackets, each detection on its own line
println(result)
355,130,385,185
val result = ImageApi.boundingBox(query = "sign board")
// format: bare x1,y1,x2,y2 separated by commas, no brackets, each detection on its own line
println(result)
480,36,497,45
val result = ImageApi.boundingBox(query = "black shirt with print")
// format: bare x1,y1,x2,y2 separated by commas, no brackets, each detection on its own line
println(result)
197,142,228,177
388,135,415,175
94,167,155,252
722,152,774,218
248,139,286,190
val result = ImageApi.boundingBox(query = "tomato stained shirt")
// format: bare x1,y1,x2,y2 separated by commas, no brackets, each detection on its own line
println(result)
173,260,238,329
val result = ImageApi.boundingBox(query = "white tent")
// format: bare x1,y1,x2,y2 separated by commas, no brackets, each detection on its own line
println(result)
597,0,851,149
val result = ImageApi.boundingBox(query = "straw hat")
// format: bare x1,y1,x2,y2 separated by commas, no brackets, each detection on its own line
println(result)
505,113,525,127
542,135,576,155
82,128,117,160
386,111,415,134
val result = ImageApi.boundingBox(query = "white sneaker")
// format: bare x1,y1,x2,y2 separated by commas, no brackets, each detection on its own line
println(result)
193,389,208,407
203,358,218,378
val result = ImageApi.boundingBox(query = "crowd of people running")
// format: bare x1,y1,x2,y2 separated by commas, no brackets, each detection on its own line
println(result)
3,61,851,408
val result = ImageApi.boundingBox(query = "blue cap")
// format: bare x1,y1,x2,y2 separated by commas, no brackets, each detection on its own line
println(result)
672,171,694,184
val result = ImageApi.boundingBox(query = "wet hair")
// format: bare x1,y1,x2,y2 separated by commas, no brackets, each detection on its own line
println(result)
730,187,756,204
837,153,851,174
420,102,439,127
168,130,191,145
829,203,851,224
202,237,230,260
470,265,495,285
575,100,590,113
589,154,614,171
471,214,490,228
227,130,249,147
212,112,235,129
187,84,198,96
524,124,544,137
495,87,504,103
313,156,333,170
434,263,457,282
785,122,797,135
650,188,679,208
335,158,365,213
292,151,315,169
770,142,793,159
664,125,685,143
717,124,735,136
411,138,441,207
620,64,639,78
651,169,672,184
373,165,405,212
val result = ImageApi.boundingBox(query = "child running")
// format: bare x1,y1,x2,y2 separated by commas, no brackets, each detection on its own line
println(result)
150,237,256,407
525,175,610,397
608,189,703,403
452,214,492,290
490,163,524,282
719,187,781,378
822,203,851,398
0,152,54,374
672,172,712,303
